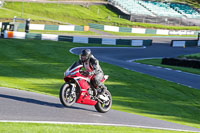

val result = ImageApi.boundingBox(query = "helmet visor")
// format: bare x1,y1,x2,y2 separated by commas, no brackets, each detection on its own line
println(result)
81,55,87,62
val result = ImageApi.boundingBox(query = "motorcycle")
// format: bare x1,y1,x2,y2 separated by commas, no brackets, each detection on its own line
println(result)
59,61,112,113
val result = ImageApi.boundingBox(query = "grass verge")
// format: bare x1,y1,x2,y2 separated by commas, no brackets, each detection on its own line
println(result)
179,53,200,60
0,122,191,133
2,2,200,30
29,30,99,35
134,56,200,75
0,39,200,128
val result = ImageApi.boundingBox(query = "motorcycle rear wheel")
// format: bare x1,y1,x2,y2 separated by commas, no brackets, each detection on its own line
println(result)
95,90,112,113
60,83,76,107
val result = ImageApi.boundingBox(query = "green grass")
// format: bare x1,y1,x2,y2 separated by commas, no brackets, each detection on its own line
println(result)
2,2,200,30
0,7,50,22
0,39,200,128
179,53,200,60
29,30,99,35
0,122,192,133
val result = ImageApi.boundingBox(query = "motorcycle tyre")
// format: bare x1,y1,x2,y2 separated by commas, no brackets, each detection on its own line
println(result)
60,83,76,107
95,90,112,113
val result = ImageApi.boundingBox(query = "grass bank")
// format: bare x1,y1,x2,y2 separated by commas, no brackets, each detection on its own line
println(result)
0,122,190,133
2,2,200,30
0,39,200,128
29,30,99,35
135,54,200,75
179,53,200,60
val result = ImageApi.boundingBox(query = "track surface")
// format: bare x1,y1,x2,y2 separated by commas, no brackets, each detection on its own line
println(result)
0,87,200,132
0,39,200,132
71,44,200,89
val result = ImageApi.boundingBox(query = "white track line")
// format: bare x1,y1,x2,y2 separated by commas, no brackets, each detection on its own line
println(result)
127,57,163,62
69,46,146,54
0,120,199,132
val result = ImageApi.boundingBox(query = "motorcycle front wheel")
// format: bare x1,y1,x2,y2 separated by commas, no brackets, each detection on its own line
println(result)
59,83,76,107
95,90,112,113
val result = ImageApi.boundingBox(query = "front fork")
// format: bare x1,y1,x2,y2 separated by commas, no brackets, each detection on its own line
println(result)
70,84,76,92
69,83,76,96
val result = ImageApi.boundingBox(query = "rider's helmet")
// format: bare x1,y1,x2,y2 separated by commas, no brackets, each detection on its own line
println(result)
80,49,91,62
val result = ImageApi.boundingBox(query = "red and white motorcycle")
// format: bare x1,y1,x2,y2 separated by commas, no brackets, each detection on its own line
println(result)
59,61,112,113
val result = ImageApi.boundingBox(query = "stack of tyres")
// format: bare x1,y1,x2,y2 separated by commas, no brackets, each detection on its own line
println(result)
162,58,200,69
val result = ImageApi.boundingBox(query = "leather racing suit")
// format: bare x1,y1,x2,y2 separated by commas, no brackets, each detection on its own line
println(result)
79,55,107,95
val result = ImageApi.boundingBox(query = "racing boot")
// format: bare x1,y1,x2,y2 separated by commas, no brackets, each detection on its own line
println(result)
100,84,107,95
97,84,107,98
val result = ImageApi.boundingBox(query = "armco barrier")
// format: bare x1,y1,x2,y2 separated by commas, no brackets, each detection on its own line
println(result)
89,23,200,35
102,38,116,45
145,29,157,34
58,35,73,42
88,23,104,30
42,34,58,41
185,40,198,47
104,25,119,32
156,29,169,35
132,28,146,34
4,31,26,39
171,33,200,47
88,38,102,44
58,25,75,31
131,40,143,46
30,24,45,30
116,39,131,45
171,40,186,47
2,22,199,35
13,32,26,39
73,36,89,44
3,31,152,47
119,27,132,33
74,26,84,31
10,23,84,31
171,40,198,47
44,25,59,31
25,33,41,40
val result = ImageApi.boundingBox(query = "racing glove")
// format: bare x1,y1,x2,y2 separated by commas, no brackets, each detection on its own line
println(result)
88,71,95,76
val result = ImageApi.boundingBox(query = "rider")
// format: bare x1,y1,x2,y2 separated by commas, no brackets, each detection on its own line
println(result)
79,49,107,96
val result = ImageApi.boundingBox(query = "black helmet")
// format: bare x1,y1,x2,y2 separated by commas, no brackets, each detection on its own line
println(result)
80,49,91,62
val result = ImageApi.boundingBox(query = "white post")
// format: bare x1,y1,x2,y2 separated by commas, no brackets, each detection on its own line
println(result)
21,0,24,17
97,8,99,15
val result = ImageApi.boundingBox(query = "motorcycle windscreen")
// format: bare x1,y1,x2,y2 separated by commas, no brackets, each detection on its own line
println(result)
69,61,82,71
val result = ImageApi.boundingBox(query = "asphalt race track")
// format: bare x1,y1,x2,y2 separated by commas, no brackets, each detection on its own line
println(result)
71,44,200,90
0,38,200,132
0,87,200,132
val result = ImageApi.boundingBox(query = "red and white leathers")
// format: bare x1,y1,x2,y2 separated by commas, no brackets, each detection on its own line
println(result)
79,55,107,94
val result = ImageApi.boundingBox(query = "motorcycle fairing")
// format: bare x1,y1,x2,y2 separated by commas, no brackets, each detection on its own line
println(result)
64,61,97,105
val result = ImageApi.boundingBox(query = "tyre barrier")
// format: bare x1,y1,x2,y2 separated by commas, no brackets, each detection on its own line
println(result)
3,31,152,47
22,23,85,31
162,58,200,69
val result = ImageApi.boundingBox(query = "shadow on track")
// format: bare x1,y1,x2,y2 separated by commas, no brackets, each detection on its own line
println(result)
0,94,64,108
0,94,96,112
